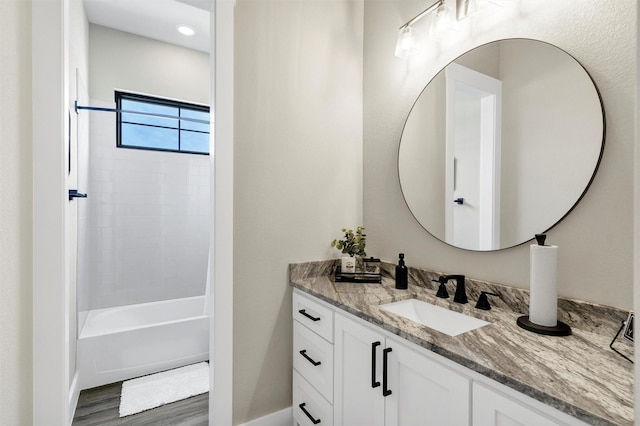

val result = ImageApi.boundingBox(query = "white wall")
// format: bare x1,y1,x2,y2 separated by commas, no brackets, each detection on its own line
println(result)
233,0,364,422
364,1,635,308
84,25,210,309
0,1,33,424
498,40,602,246
90,25,210,105
86,104,210,308
398,70,446,235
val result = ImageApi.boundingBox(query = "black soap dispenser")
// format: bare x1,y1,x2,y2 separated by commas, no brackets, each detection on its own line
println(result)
395,253,408,290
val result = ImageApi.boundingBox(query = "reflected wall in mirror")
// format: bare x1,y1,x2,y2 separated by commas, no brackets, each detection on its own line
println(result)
398,39,604,251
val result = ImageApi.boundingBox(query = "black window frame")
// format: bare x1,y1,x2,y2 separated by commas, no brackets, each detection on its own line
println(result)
115,91,210,155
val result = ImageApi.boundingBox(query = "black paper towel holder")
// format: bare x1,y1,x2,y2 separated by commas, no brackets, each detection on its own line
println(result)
517,316,571,336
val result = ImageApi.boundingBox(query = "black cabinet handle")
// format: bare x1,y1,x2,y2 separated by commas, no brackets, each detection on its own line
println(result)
299,349,321,366
299,402,321,424
371,341,381,388
383,347,392,397
298,309,320,322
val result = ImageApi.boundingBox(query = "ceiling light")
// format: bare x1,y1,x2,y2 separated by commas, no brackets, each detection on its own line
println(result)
177,25,196,36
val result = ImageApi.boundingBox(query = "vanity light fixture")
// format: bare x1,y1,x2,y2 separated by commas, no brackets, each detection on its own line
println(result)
395,0,444,58
430,1,454,37
395,0,496,58
395,25,421,59
176,24,196,36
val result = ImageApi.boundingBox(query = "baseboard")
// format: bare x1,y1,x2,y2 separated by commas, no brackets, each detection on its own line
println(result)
68,369,81,425
238,406,294,426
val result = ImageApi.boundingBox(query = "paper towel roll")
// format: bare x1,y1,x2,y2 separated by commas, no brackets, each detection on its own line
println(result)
529,244,558,327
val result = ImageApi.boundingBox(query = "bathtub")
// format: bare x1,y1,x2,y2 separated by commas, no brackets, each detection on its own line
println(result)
78,295,209,390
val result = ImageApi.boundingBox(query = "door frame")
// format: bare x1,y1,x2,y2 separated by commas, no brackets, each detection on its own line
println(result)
32,0,70,423
32,1,235,424
211,0,235,424
444,62,502,250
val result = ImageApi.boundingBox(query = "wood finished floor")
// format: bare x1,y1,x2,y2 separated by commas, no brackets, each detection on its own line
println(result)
72,381,208,426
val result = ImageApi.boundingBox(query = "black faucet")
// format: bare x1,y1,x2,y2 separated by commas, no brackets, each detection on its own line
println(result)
475,291,499,310
439,275,468,304
431,275,450,299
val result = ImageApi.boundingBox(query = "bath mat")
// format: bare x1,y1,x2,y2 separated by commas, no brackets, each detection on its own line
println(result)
119,362,209,417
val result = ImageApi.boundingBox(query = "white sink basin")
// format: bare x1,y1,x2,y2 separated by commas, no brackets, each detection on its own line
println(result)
379,299,489,337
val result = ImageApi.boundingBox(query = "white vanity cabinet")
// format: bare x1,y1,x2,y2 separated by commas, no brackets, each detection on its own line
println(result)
292,289,589,426
472,382,588,426
292,292,335,426
334,313,471,426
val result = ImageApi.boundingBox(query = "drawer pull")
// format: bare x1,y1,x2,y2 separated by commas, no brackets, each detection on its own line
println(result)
299,309,321,322
383,347,392,397
299,349,322,366
371,341,381,388
299,402,321,424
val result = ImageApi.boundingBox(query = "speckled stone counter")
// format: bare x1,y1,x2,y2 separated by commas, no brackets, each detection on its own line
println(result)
289,260,634,426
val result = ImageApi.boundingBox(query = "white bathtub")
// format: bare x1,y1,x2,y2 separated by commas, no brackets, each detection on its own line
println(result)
78,296,209,390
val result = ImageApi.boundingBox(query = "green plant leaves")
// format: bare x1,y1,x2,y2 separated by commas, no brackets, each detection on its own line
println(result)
331,226,366,257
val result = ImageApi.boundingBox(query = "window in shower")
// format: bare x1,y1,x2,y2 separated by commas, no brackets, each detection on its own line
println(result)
116,91,210,155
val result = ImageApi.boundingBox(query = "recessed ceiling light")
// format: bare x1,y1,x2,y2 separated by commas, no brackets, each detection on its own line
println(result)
177,25,196,36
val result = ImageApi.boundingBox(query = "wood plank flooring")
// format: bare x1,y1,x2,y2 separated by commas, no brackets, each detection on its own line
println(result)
72,381,208,426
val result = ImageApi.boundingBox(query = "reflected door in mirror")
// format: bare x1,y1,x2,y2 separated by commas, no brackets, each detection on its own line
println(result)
445,63,502,250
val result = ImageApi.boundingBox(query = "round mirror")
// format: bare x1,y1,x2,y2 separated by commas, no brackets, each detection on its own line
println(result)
399,39,604,251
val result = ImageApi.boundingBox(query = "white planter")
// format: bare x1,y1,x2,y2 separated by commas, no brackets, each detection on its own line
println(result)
341,256,356,273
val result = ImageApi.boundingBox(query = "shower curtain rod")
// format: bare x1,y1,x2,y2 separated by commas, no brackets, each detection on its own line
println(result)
74,100,210,125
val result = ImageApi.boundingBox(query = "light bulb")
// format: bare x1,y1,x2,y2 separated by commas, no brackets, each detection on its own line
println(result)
431,2,454,37
395,26,420,59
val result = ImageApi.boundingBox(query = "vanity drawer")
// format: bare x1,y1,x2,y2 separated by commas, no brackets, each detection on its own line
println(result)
293,371,333,426
293,320,334,402
293,291,334,342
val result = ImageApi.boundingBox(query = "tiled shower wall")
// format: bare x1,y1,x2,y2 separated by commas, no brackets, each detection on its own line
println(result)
83,99,210,310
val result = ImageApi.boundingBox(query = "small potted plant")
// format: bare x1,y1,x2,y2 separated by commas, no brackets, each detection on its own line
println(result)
331,227,366,273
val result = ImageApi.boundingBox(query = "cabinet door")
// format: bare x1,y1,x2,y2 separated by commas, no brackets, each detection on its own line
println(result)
334,314,385,426
473,382,567,426
385,337,471,426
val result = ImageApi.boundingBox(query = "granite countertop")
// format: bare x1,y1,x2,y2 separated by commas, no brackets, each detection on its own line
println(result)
289,260,634,426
